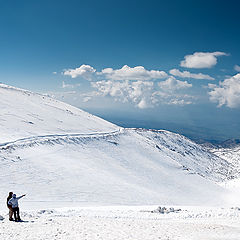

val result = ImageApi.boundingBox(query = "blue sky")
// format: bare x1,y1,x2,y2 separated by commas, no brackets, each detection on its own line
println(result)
1,0,240,141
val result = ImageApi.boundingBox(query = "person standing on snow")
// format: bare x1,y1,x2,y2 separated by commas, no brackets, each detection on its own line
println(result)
7,192,14,221
8,193,26,221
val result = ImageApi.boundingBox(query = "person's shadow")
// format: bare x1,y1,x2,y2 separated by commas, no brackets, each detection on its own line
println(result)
15,220,34,223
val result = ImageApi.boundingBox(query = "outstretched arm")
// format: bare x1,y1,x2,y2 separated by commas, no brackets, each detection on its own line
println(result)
16,194,26,200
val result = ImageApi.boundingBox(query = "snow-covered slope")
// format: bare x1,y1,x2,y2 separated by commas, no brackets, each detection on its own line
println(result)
207,144,240,202
0,83,118,144
0,84,233,209
210,144,240,178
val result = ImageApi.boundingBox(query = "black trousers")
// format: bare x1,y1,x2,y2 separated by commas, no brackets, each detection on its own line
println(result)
12,207,20,221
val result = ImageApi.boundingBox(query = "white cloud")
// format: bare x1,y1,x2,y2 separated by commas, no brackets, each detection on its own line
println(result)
158,76,192,91
90,76,193,108
61,64,195,108
180,52,227,68
152,91,194,106
63,64,168,82
53,72,57,75
63,64,96,79
170,99,192,105
169,68,214,80
98,65,168,81
62,81,80,89
137,98,153,109
91,80,155,108
153,77,193,105
62,81,74,89
234,65,240,72
91,80,154,105
208,73,240,108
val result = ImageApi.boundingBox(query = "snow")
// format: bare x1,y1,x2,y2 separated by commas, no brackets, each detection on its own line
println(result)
1,206,240,240
206,144,240,205
210,144,240,179
0,83,235,208
1,83,240,239
0,128,229,209
0,83,118,144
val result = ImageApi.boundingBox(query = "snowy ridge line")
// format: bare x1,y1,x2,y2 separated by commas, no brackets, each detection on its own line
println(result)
0,128,123,150
127,127,180,136
0,83,36,95
0,128,174,150
0,128,181,151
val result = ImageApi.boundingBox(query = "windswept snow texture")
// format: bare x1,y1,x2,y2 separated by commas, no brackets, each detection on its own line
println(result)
0,83,118,144
0,83,233,208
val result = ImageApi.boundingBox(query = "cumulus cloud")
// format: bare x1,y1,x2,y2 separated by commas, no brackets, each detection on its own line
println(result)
169,69,214,80
98,65,168,81
62,64,195,108
90,76,193,108
180,52,227,69
208,73,240,108
234,65,240,72
63,64,96,79
153,77,193,105
91,80,154,107
63,64,168,82
158,76,192,91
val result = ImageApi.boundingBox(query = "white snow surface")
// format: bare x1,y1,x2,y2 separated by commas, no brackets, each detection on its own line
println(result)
210,145,240,179
1,83,240,239
209,145,240,205
0,83,118,144
0,83,237,208
1,206,240,240
0,128,231,208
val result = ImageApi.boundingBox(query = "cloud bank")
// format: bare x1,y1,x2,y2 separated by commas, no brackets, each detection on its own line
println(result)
63,64,168,81
90,76,193,108
180,52,227,69
61,52,229,109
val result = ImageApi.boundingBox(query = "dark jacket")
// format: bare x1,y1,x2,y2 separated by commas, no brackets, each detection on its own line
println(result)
7,196,12,208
